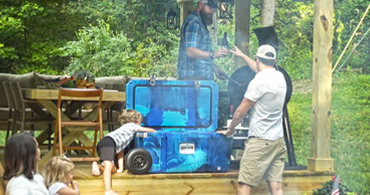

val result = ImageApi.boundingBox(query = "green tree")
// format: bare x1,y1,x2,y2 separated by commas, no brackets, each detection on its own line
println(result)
0,1,81,74
333,0,370,73
61,0,179,77
61,19,179,78
61,20,133,77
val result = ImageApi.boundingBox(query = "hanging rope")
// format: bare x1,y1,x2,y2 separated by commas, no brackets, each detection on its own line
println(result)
333,25,370,76
332,2,370,73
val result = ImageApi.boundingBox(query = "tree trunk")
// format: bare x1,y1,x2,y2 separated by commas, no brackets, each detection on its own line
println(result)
260,0,276,26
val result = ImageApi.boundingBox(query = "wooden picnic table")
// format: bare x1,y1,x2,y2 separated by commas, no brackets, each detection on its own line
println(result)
22,88,125,164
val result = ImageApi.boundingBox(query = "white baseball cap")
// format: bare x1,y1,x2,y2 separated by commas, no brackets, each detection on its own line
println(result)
256,44,276,60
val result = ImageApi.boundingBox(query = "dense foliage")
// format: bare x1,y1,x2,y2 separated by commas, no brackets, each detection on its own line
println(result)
0,0,179,77
0,1,69,74
60,19,178,77
60,0,180,77
1,0,369,78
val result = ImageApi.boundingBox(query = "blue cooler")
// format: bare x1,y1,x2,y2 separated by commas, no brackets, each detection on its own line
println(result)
125,80,232,174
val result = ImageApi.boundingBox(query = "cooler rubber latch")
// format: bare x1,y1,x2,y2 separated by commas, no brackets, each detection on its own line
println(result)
194,81,200,91
149,75,156,86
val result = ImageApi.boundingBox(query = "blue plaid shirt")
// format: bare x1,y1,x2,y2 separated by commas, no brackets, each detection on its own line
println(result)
177,11,214,80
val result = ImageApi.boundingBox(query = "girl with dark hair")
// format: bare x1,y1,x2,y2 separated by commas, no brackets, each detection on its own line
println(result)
3,133,49,195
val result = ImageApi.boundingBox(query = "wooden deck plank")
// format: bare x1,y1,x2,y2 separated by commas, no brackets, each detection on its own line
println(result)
75,178,237,195
62,162,334,195
74,176,332,195
0,149,335,195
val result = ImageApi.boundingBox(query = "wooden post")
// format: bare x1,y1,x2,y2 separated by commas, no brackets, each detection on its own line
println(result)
234,0,251,68
260,0,276,26
0,161,5,195
307,0,334,171
177,0,193,29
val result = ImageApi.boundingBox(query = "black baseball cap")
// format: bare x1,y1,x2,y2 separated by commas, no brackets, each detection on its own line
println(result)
201,0,219,9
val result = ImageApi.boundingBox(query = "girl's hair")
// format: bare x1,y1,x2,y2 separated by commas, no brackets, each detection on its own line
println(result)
3,133,38,181
118,109,143,125
44,156,74,187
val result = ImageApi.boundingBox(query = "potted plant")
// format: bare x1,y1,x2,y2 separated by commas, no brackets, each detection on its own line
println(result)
312,176,356,195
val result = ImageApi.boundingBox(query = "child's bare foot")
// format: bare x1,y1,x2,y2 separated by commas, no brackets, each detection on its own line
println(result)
92,161,101,176
105,189,119,195
116,168,123,173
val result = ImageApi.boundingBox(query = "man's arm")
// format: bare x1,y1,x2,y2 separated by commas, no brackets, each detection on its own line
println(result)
213,64,228,80
230,46,258,73
186,47,228,60
186,47,229,80
218,98,254,136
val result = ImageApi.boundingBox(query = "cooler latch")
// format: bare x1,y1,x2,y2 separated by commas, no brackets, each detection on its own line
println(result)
150,75,156,86
195,81,200,91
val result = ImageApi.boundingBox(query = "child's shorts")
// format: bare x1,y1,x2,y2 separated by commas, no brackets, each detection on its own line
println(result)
96,137,118,165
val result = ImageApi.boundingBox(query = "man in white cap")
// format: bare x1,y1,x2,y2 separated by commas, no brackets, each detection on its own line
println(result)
177,0,228,80
219,44,287,195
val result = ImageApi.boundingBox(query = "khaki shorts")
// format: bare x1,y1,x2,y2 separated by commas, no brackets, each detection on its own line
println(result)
238,137,286,186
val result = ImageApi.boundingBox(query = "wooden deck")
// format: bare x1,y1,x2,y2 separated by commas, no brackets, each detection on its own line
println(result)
0,147,335,195
67,162,335,195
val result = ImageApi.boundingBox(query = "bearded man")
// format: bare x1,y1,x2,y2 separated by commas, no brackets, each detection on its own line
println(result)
177,0,228,80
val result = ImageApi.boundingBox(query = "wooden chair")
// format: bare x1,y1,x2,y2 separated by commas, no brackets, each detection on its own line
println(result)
53,88,104,161
2,81,16,142
7,82,54,146
104,84,125,132
106,102,124,132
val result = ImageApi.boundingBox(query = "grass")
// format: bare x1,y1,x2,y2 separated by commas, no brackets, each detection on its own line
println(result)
0,132,5,146
288,72,370,194
287,90,312,166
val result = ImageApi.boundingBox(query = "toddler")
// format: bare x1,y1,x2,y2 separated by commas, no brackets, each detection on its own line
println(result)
91,109,156,195
45,156,80,195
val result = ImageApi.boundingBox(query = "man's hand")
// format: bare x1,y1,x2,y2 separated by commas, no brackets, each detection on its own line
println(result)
214,47,229,58
213,65,228,80
217,129,235,138
230,46,244,57
230,46,258,73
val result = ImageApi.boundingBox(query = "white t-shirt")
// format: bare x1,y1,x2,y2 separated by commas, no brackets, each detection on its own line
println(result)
6,173,49,195
48,182,67,195
107,122,141,153
245,68,286,141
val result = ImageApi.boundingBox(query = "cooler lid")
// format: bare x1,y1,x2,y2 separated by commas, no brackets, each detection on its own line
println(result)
126,80,218,131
